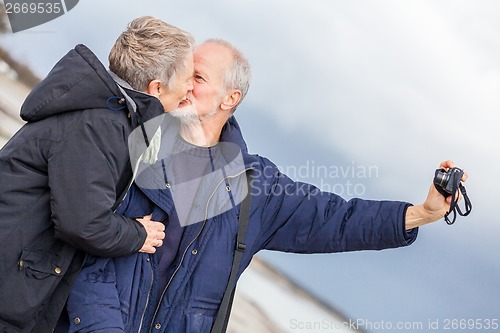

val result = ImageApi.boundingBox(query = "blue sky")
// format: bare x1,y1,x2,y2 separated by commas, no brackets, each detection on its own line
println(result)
1,0,499,331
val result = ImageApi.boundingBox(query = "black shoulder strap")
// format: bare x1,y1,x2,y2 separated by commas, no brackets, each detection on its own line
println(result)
211,171,253,333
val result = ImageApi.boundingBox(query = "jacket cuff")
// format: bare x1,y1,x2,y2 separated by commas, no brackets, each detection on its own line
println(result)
402,203,418,245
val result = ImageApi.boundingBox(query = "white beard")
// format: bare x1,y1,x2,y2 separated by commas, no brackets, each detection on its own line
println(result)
170,105,200,126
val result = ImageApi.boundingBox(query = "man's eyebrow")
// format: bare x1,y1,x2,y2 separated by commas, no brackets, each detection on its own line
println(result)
194,70,208,80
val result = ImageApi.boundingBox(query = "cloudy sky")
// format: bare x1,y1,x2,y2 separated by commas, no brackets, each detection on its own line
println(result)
1,0,499,331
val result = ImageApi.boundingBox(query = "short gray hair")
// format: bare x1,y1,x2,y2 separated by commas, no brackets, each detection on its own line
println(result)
203,39,251,112
109,16,195,92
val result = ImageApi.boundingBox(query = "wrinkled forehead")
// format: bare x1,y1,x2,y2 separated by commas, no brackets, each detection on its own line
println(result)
194,43,232,78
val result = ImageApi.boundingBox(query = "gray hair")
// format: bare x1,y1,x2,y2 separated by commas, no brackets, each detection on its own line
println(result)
109,16,195,92
203,39,252,112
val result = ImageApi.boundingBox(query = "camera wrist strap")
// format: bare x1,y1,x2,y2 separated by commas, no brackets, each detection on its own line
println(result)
456,184,472,217
444,183,472,225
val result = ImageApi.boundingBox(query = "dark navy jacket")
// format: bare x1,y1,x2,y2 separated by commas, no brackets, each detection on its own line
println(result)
66,116,418,333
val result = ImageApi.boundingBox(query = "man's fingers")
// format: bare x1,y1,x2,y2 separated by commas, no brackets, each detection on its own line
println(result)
462,171,469,182
439,160,455,170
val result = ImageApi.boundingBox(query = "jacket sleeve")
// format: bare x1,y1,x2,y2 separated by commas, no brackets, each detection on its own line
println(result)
48,111,146,257
252,157,418,254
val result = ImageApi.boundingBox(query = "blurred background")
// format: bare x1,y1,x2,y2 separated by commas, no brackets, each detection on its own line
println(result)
1,1,499,332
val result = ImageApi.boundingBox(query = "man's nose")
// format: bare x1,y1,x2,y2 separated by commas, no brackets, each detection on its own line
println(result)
187,77,194,92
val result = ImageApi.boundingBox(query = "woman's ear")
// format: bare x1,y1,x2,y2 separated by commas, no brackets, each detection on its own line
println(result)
220,90,242,112
146,80,163,98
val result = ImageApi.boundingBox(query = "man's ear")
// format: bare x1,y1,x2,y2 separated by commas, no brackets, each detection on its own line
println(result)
220,90,242,111
146,80,163,98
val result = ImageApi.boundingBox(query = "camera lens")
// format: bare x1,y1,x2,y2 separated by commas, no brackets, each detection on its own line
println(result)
434,170,450,189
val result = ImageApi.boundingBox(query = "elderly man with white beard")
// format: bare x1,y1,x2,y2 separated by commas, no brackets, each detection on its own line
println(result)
62,39,467,333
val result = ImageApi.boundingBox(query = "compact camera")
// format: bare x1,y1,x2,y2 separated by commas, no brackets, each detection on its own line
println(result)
433,167,472,224
433,167,464,197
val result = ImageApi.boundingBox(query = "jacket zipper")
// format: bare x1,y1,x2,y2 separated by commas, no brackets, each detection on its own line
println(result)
144,167,253,333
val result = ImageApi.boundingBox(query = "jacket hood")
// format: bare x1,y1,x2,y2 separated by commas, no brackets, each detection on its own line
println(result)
20,44,126,122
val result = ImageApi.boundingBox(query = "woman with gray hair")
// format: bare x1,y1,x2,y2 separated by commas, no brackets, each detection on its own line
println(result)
110,15,195,113
0,16,194,333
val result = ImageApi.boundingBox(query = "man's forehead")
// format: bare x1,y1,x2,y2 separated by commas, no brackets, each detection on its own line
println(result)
194,43,232,69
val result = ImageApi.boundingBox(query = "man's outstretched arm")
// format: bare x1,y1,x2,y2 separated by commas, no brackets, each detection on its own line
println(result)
405,160,468,230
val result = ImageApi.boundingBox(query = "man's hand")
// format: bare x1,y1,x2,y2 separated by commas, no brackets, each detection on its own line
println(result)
405,160,468,230
136,214,166,253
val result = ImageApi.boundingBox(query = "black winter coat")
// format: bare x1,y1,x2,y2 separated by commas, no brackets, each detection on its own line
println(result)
0,45,164,333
